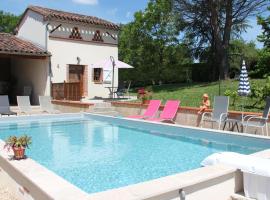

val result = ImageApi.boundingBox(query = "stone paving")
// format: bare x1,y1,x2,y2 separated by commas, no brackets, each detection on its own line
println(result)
0,187,19,200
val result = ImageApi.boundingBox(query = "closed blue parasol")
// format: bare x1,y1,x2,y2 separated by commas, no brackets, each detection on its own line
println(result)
238,60,251,96
238,60,251,120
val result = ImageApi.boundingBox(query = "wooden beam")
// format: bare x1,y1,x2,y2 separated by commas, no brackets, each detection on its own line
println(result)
0,54,48,59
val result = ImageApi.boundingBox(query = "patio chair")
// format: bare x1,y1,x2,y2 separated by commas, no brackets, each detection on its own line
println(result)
0,95,17,116
241,96,270,136
114,81,132,99
128,100,161,119
200,96,229,130
39,96,60,114
146,100,180,123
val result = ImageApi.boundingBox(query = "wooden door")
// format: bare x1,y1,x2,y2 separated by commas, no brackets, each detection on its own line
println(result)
67,65,84,100
68,65,84,83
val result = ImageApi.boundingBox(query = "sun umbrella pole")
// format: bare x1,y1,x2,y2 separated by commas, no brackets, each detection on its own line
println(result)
110,56,115,98
241,96,244,121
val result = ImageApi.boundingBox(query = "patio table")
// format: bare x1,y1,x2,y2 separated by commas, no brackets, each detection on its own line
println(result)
223,118,243,132
105,87,118,98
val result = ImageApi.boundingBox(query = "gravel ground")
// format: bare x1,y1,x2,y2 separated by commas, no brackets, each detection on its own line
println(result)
0,187,19,200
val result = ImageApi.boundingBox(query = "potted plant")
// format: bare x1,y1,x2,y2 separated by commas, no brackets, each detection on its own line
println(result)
4,135,32,160
137,87,153,104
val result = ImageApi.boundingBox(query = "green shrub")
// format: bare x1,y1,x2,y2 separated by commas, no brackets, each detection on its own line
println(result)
224,89,238,108
250,49,270,78
250,76,270,105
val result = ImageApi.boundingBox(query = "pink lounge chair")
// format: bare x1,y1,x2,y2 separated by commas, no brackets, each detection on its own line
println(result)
147,100,180,123
128,100,161,119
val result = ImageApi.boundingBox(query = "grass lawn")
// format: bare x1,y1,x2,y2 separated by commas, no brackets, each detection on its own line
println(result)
130,79,266,112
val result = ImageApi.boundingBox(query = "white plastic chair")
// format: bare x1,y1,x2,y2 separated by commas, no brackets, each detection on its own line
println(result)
201,96,229,130
241,96,270,136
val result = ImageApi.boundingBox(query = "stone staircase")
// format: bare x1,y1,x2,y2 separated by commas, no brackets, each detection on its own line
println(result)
88,102,120,116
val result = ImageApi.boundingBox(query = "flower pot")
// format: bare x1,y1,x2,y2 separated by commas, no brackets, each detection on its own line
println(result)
12,147,26,160
142,100,150,104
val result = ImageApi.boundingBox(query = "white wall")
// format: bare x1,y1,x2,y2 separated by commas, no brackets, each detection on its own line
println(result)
17,10,46,49
48,38,118,98
11,57,50,104
17,12,119,99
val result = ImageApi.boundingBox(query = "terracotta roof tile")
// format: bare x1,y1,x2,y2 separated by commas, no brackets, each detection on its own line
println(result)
0,33,50,56
28,6,120,31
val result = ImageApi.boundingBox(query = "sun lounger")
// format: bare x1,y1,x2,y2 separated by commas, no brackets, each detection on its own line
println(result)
128,100,161,119
0,95,17,116
39,96,60,114
201,152,270,200
146,100,180,123
17,96,33,114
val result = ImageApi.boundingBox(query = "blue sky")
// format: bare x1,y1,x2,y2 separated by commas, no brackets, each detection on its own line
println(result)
1,0,265,48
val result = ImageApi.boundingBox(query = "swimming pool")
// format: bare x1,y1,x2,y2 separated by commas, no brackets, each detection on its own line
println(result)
0,113,269,194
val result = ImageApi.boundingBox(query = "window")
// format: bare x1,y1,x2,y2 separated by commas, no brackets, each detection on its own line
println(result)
93,68,103,83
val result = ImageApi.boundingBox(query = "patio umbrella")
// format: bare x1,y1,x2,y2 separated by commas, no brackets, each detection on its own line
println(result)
91,56,133,97
238,60,251,118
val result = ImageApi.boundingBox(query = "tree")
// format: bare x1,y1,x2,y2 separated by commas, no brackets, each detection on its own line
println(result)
257,7,270,48
0,11,20,33
119,0,192,85
174,0,268,80
229,40,259,74
255,8,270,78
252,48,270,78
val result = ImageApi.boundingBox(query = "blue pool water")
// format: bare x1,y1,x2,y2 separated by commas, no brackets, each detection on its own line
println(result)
0,114,269,193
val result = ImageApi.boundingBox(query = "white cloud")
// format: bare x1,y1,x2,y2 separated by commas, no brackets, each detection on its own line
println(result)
72,0,98,5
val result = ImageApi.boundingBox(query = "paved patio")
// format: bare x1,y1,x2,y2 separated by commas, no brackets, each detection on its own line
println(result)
0,187,19,200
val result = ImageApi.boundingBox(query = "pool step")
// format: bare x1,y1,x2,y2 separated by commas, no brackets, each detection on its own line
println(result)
230,193,256,200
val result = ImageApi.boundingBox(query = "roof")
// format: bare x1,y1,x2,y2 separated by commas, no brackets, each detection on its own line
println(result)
0,33,50,57
24,5,120,31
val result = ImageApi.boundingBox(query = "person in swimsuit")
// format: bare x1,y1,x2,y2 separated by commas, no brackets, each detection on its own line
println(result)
197,93,211,126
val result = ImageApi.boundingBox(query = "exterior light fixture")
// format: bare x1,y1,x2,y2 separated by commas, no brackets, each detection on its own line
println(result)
77,57,81,65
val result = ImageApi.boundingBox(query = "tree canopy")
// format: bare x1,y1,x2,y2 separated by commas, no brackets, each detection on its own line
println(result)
257,7,270,48
119,0,192,86
174,0,268,80
0,11,20,33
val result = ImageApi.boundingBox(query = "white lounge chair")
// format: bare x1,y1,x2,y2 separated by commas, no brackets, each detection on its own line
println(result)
202,152,270,200
17,96,33,114
0,95,17,116
200,96,229,129
39,96,60,114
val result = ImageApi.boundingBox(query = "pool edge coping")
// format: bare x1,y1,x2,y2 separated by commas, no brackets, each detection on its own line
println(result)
85,112,270,141
0,113,270,200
